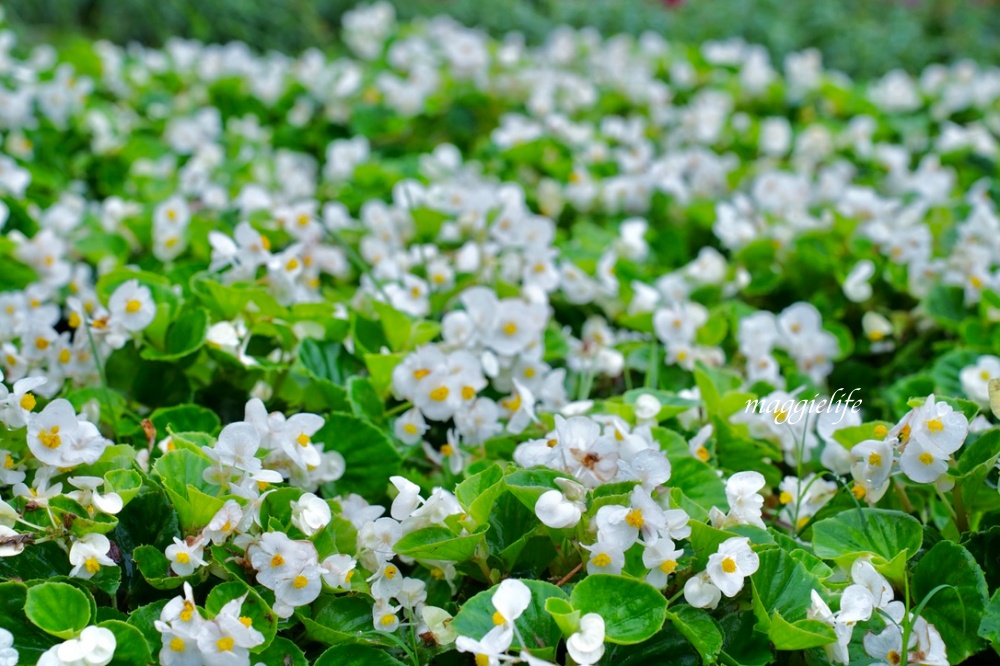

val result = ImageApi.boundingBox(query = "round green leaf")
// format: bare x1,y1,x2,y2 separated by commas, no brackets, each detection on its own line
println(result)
315,644,407,666
99,620,153,666
25,581,92,639
452,579,568,654
569,574,667,645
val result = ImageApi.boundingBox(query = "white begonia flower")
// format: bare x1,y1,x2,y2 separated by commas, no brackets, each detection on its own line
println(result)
455,624,514,666
69,533,116,579
584,541,625,576
642,537,684,589
368,561,404,601
850,559,896,612
107,279,156,332
0,627,17,666
534,488,583,529
850,438,894,503
837,584,874,625
723,471,767,528
394,407,428,445
843,260,875,302
0,375,46,428
27,398,109,468
490,579,531,631
862,311,895,352
566,613,606,666
807,590,853,665
706,537,759,597
66,476,123,515
633,393,661,424
37,625,116,666
290,492,332,537
959,355,1000,408
683,571,722,610
320,554,357,591
204,499,244,545
373,598,402,633
165,535,207,577
389,475,423,520
899,395,968,483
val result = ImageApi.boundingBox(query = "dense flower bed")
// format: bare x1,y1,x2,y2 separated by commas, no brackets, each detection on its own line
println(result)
1,3,999,665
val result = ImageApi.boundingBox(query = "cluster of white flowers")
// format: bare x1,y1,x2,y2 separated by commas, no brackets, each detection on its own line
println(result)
155,583,265,665
850,394,969,502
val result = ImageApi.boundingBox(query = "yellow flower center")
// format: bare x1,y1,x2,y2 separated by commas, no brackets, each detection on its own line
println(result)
216,637,234,652
292,575,309,589
868,452,882,467
39,427,62,449
345,570,355,582
659,559,678,575
430,568,444,580
403,423,418,435
492,611,506,626
125,299,142,313
778,491,793,504
461,386,476,400
84,556,101,574
58,349,72,364
981,370,992,381
429,386,449,402
297,433,310,447
20,393,36,411
868,330,884,342
440,444,454,456
774,409,789,423
166,209,178,221
380,613,396,627
523,366,536,378
625,508,645,530
919,452,934,465
260,234,271,251
695,446,710,462
35,337,49,350
286,258,300,271
169,637,185,652
851,484,867,500
887,650,901,665
925,418,943,433
180,601,194,622
721,557,737,574
502,394,522,412
502,322,518,336
591,553,612,568
68,312,81,328
476,655,490,666
175,551,190,564
239,616,253,627
384,565,398,580
796,516,810,529
271,554,285,568
898,424,911,444
413,368,431,380
874,424,888,438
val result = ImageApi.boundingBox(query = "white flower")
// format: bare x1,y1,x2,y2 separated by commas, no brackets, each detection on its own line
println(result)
290,493,332,537
165,536,207,577
722,471,767,528
705,537,759,597
26,399,109,468
683,571,722,609
850,438,895,503
66,476,123,516
107,279,156,333
320,554,357,591
534,488,583,529
566,613,606,666
960,355,1000,408
37,626,116,666
843,260,875,302
633,393,661,424
490,579,531,630
389,476,423,521
204,500,244,545
584,541,625,576
0,375,46,428
69,533,116,580
455,624,514,666
642,537,684,589
0,627,17,666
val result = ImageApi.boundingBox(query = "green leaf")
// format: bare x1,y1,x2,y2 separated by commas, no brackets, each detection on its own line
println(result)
766,612,836,651
394,525,488,562
544,597,581,638
315,413,402,500
980,589,1000,655
452,580,568,653
0,583,57,664
912,540,988,662
504,468,565,511
314,644,407,666
205,580,277,652
104,469,143,505
570,574,667,645
750,548,821,628
133,544,204,590
140,307,209,361
150,403,222,437
254,637,309,666
100,620,153,666
347,376,384,421
668,605,723,664
151,448,224,532
298,595,394,648
24,581,92,639
668,456,728,514
811,508,922,583
622,390,700,420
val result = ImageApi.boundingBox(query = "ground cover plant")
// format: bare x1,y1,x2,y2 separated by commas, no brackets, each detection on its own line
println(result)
0,3,1000,665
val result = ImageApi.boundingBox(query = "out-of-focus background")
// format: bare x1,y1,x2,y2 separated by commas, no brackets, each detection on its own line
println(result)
5,0,1000,79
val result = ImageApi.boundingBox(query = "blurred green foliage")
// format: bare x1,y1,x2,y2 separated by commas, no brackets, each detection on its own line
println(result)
6,0,1000,79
